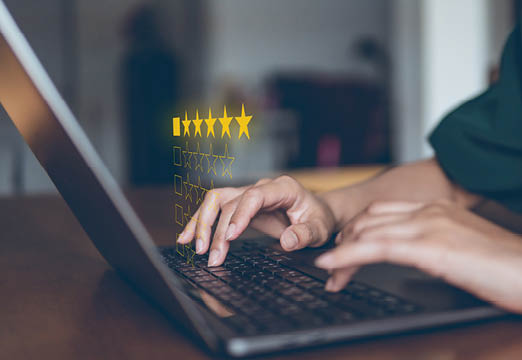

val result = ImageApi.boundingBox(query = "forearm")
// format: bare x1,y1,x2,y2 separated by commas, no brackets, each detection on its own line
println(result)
320,158,482,229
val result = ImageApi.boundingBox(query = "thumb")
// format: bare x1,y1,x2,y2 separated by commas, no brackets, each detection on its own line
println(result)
280,220,328,251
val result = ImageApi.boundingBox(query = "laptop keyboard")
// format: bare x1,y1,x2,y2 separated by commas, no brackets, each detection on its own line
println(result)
160,243,421,334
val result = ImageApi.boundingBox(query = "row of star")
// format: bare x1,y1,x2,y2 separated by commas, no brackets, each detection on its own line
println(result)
174,173,215,205
175,142,235,179
173,104,252,140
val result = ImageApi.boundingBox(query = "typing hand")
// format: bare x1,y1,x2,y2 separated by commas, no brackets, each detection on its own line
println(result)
315,199,522,313
177,175,335,267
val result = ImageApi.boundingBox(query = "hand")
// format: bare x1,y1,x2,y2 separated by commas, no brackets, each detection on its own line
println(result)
315,199,522,313
177,175,336,267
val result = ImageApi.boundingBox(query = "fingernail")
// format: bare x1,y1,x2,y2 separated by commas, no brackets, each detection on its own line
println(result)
208,249,221,267
225,224,236,241
196,238,204,254
325,278,336,292
177,232,185,243
315,253,334,268
282,231,298,250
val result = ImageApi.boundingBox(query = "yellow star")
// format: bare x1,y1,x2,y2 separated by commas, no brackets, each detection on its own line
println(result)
205,108,217,137
195,176,204,205
205,143,218,176
192,109,203,137
182,111,191,136
182,141,192,169
183,173,194,202
194,142,204,172
220,143,235,179
219,105,233,138
235,104,252,140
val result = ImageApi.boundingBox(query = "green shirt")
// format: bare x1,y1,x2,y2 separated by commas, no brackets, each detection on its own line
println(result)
430,23,522,213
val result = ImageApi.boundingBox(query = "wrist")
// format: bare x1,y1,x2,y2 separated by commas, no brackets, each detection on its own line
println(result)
319,183,373,231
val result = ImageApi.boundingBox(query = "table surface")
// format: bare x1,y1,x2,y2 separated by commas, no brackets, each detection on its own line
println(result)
3,167,522,360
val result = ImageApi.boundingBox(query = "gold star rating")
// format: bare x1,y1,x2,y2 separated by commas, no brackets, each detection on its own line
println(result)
182,111,191,136
195,176,204,205
235,104,252,140
183,173,194,202
173,105,254,139
205,143,218,176
219,105,233,139
220,143,235,179
182,141,192,169
205,108,217,137
193,109,203,137
194,142,204,172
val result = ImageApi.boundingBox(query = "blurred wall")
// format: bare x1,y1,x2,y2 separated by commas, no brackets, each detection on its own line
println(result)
0,0,516,195
391,0,515,162
206,0,390,97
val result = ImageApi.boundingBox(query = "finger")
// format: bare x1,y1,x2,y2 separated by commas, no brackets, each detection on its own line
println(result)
194,190,227,254
250,210,290,239
349,213,411,237
367,201,425,215
325,267,358,292
226,177,300,241
280,219,327,251
177,209,200,245
315,225,418,270
182,187,241,250
208,199,240,266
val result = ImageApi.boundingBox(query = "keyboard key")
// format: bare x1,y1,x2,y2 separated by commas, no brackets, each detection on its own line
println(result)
160,245,421,334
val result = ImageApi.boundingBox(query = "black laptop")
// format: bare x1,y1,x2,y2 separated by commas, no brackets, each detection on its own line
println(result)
0,2,504,357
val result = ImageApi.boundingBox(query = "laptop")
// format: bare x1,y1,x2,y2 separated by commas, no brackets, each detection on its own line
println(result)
0,2,505,357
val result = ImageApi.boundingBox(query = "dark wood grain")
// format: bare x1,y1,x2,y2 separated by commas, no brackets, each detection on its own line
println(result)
2,187,522,360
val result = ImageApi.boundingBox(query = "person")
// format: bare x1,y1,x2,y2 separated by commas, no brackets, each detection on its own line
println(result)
178,23,522,313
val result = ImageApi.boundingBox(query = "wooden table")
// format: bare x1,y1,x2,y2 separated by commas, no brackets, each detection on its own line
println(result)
2,168,522,360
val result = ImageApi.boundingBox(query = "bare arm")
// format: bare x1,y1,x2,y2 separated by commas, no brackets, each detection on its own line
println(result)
320,158,482,231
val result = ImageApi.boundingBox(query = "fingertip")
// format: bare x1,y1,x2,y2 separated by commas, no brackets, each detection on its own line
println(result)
177,232,190,244
325,278,337,292
208,249,221,267
225,223,237,241
315,252,334,269
195,238,205,254
281,229,298,250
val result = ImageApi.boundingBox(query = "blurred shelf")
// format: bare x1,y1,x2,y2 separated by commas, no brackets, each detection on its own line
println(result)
289,165,386,192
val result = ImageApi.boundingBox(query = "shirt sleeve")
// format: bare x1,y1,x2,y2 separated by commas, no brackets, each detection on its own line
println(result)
429,23,522,213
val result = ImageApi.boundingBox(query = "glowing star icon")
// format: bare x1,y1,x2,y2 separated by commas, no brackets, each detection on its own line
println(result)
182,111,191,136
194,142,204,172
220,143,235,179
219,105,233,138
205,143,218,176
205,107,217,137
235,104,252,140
195,176,204,205
192,109,203,137
182,141,192,169
183,173,194,202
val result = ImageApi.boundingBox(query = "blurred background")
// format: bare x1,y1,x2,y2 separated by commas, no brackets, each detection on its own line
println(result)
0,0,519,194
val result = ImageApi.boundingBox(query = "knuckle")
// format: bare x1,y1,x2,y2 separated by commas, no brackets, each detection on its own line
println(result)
205,189,219,202
255,177,271,186
243,187,262,201
300,222,315,242
221,201,236,214
276,174,298,186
